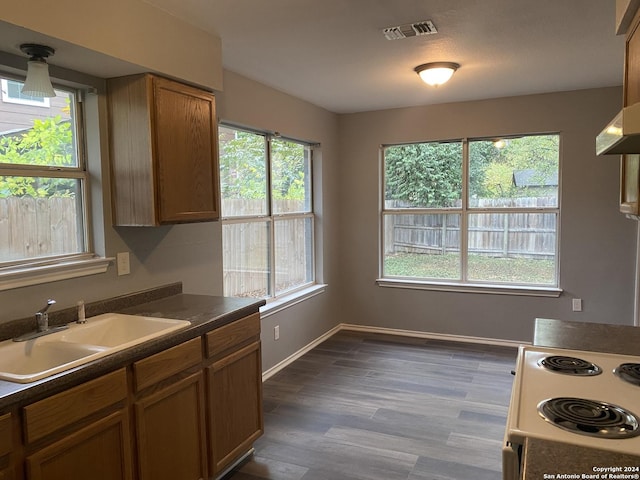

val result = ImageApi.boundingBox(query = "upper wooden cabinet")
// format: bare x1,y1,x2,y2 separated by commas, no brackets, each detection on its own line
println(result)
107,74,220,226
621,8,640,215
625,7,640,107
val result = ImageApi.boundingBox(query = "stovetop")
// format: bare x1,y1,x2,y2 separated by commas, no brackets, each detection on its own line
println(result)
506,345,640,455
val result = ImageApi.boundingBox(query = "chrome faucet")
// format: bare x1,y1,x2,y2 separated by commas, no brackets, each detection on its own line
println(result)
13,298,67,342
36,299,56,332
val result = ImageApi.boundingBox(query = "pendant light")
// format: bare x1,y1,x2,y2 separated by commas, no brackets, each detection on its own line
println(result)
20,44,56,98
414,62,460,87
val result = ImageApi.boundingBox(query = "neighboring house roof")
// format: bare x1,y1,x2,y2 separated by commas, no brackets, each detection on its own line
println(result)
512,169,558,187
0,126,31,138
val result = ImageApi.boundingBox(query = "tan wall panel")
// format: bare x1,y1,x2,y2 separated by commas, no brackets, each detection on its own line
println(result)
0,0,222,90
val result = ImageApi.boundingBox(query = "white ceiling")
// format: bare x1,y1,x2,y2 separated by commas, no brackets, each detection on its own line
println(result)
141,0,626,114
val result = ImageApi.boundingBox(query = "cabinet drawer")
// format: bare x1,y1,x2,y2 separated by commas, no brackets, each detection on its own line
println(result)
26,410,132,480
133,337,202,391
23,369,127,444
206,313,260,359
0,414,12,457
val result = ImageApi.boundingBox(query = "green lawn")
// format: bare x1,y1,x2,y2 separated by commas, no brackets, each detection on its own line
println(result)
384,252,555,284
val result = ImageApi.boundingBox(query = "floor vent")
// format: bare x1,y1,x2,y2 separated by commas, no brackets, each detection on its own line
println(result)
383,20,437,40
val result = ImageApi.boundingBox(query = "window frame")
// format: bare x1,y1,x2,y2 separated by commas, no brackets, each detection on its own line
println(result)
219,123,317,302
0,70,109,291
378,134,563,297
1,78,51,107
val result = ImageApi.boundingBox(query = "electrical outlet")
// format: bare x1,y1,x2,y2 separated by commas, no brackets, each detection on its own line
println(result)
116,252,130,276
572,298,582,312
274,325,280,341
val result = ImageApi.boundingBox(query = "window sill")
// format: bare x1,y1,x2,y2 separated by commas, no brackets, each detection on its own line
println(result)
376,278,562,297
0,256,114,292
260,284,327,317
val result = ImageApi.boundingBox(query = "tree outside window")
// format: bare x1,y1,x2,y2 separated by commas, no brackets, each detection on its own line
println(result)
382,134,560,286
219,125,315,299
0,78,86,264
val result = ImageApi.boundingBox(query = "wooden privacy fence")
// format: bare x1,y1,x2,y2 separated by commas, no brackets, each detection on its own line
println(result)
222,198,311,297
0,197,80,262
385,197,557,260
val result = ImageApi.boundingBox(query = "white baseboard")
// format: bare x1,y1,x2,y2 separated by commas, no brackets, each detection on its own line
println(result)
340,323,529,348
262,323,528,381
262,324,342,381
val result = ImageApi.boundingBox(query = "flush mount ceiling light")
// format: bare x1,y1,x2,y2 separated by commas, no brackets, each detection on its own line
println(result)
20,43,56,98
414,62,460,87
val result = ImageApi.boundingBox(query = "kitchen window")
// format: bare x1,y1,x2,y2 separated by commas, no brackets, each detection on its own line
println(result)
379,134,561,295
0,72,107,290
219,125,315,300
1,79,50,107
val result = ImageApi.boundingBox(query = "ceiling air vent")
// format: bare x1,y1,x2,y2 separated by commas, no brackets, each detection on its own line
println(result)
383,20,437,40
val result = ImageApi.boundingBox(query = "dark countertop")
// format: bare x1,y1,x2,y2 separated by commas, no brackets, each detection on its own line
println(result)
522,438,640,479
0,293,265,411
533,317,640,355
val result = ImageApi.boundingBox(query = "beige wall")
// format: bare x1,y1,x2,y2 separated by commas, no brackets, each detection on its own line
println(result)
0,0,222,90
217,71,341,370
337,87,637,342
0,3,635,366
0,66,341,372
0,2,340,371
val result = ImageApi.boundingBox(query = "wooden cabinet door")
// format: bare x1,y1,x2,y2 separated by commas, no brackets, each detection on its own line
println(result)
152,77,220,224
625,8,640,106
134,372,208,480
0,413,13,480
26,411,132,480
107,73,220,226
622,10,640,215
207,341,263,475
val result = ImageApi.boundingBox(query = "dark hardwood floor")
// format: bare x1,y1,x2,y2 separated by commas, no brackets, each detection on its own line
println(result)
229,330,517,480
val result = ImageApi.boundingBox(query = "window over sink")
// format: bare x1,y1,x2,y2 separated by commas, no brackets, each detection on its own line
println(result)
379,133,561,294
0,71,109,290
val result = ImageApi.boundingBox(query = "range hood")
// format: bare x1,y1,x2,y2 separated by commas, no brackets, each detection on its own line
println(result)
597,103,640,155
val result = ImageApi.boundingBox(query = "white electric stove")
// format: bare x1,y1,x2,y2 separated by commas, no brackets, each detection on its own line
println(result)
503,345,640,480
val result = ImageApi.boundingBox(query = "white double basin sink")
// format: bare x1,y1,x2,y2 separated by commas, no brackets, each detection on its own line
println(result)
0,313,191,383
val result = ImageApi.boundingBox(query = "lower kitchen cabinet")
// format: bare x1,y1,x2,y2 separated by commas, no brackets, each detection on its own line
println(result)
22,369,132,480
206,314,263,475
0,413,13,480
5,311,263,480
134,372,207,480
132,338,207,480
26,411,132,480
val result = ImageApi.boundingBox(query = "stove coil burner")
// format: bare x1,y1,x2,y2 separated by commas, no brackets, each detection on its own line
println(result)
538,397,640,439
538,355,602,376
615,363,640,387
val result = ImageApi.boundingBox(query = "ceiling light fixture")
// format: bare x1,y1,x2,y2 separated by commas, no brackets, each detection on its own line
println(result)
20,43,56,98
414,62,460,87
